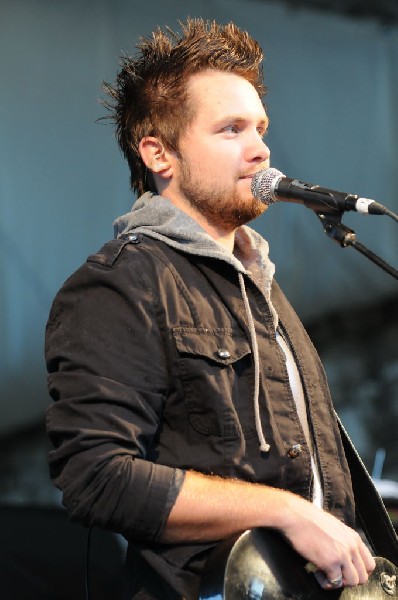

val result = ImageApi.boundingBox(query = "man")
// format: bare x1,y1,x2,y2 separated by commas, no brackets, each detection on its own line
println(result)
45,18,375,599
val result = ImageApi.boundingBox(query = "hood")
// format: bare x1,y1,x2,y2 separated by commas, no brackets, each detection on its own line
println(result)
113,192,276,303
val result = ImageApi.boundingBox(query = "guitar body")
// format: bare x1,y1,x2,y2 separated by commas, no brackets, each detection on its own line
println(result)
199,528,398,600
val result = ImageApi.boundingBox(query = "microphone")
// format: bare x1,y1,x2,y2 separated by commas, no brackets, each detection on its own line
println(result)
251,168,386,215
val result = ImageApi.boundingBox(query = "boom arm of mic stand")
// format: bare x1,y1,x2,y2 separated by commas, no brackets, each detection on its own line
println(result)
316,212,398,281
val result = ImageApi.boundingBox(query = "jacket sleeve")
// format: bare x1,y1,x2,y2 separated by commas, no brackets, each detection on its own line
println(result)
45,242,185,542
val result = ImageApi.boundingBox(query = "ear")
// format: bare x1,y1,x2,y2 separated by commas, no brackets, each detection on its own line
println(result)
138,136,173,180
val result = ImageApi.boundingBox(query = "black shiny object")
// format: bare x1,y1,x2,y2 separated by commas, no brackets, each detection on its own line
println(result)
199,528,398,599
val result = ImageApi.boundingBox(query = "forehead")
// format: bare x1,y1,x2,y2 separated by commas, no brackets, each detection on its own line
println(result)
186,70,266,123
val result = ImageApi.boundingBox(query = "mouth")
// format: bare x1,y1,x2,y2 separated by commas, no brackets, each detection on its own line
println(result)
239,173,257,180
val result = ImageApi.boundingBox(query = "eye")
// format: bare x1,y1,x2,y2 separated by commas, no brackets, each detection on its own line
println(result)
257,126,268,137
222,124,240,134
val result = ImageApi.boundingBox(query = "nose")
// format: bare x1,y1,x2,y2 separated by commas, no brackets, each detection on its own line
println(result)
246,131,270,164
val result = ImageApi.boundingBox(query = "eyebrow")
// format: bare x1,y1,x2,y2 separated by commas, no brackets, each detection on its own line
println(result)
215,115,269,129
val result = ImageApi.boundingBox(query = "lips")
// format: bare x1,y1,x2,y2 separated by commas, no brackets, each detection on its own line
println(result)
239,173,257,180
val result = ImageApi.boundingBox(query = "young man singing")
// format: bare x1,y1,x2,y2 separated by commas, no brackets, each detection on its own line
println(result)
45,18,375,599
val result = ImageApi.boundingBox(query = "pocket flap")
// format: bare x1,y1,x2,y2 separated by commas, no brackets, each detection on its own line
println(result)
173,327,251,365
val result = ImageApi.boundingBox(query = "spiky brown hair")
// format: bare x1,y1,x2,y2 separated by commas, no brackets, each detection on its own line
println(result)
103,18,266,195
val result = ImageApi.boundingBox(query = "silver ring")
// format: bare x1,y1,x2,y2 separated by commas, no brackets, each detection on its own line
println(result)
328,575,343,588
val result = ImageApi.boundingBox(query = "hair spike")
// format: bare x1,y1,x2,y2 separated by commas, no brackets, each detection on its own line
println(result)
102,18,266,195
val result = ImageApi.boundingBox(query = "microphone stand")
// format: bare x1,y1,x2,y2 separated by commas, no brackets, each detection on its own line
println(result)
316,211,398,281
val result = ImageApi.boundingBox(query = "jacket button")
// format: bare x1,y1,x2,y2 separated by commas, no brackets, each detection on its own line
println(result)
127,233,140,243
287,444,303,459
217,349,231,359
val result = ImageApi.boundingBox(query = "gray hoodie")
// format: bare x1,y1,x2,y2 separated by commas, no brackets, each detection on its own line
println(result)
113,192,276,309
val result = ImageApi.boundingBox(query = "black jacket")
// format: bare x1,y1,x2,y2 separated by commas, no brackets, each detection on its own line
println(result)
45,233,355,599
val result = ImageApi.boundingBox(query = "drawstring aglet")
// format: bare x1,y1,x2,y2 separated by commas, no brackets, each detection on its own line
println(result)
260,442,271,453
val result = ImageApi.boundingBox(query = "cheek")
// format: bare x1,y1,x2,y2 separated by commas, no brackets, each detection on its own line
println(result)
208,142,243,168
203,155,235,182
185,138,243,179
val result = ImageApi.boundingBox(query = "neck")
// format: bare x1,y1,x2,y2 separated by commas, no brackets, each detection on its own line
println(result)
180,201,236,253
159,185,236,254
202,223,236,253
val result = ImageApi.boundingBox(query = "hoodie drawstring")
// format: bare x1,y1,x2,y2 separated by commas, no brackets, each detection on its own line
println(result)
238,272,270,453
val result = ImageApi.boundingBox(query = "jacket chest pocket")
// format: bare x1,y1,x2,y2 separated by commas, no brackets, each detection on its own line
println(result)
172,327,252,439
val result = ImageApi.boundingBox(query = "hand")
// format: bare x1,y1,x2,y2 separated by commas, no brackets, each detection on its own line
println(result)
279,494,376,589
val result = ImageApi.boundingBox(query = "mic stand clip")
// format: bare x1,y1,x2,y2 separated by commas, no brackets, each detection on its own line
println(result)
316,211,398,281
317,212,356,247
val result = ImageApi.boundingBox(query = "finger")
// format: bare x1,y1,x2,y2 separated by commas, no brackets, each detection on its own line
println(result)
336,546,375,587
323,553,356,588
358,540,377,574
314,570,344,590
339,559,359,587
327,575,344,589
337,533,376,587
350,558,369,586
351,544,376,584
